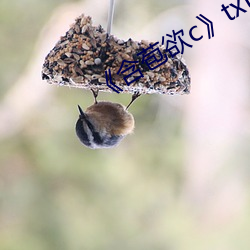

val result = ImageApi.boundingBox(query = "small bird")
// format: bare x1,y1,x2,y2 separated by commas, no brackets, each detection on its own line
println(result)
75,90,140,149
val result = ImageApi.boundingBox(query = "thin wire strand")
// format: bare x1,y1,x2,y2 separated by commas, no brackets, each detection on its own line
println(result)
107,0,115,35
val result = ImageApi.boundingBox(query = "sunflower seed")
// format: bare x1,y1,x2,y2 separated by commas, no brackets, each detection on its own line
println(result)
65,52,72,58
63,58,75,64
98,77,106,83
85,60,94,65
82,43,90,50
57,59,67,66
73,53,80,60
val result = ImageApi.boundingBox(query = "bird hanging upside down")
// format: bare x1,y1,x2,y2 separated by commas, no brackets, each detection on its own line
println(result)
75,90,140,149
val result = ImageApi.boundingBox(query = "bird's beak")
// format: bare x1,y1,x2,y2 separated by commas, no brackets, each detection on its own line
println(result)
77,105,86,119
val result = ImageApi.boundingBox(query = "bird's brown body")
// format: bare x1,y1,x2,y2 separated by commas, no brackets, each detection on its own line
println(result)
85,102,134,136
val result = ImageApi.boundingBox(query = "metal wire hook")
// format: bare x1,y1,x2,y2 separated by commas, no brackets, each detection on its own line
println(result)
107,0,115,35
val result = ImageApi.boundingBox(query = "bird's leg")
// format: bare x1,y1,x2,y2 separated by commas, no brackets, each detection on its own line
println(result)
91,89,99,104
126,92,141,110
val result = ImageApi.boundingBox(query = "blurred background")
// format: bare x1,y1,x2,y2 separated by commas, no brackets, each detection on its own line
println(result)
1,0,250,249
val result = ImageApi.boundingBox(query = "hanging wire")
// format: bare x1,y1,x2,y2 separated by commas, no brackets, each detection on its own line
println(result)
107,0,115,35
